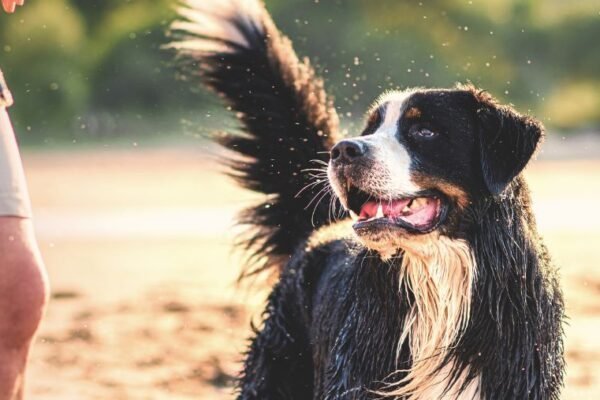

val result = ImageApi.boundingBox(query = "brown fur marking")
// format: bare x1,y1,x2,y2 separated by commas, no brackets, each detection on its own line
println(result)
404,106,422,119
412,173,469,209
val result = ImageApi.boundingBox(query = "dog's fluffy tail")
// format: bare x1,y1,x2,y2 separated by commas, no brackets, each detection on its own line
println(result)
170,0,340,277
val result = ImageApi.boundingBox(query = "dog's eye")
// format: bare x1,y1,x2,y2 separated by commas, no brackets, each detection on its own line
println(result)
415,128,437,138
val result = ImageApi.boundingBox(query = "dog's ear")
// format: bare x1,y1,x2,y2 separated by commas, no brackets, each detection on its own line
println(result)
473,91,543,196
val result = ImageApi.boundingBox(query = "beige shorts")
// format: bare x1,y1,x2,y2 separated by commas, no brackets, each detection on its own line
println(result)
0,107,32,218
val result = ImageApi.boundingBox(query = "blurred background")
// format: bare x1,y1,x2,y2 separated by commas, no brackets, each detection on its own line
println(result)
1,0,599,398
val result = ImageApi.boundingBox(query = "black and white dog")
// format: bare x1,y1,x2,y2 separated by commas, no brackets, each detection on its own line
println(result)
171,1,564,398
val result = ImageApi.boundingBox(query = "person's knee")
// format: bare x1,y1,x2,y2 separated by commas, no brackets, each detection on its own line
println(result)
1,257,49,347
0,218,49,348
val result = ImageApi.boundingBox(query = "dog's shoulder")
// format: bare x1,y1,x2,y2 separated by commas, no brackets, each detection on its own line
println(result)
305,219,356,252
282,219,358,279
277,220,361,305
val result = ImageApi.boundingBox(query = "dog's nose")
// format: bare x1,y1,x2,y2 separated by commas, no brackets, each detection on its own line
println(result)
330,140,366,164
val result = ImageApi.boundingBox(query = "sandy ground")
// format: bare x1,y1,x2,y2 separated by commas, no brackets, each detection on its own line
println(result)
17,144,600,399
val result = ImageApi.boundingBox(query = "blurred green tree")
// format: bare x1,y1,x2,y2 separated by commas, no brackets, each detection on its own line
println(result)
0,0,597,143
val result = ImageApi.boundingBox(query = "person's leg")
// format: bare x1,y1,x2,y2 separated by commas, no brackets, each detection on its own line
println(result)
0,74,49,399
0,217,48,400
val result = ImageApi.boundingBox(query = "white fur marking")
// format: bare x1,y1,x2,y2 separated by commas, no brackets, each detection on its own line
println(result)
379,235,481,399
170,0,264,53
365,91,422,197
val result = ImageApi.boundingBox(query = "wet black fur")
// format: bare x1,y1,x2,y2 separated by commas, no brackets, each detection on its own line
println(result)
173,2,564,399
457,178,564,398
171,3,340,276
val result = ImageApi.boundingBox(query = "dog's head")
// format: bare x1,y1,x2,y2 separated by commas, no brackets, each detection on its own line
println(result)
327,85,543,258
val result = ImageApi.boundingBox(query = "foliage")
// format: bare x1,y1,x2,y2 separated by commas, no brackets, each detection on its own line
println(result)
0,0,598,143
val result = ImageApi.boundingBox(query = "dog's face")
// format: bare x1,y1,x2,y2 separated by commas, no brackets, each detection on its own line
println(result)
327,86,542,258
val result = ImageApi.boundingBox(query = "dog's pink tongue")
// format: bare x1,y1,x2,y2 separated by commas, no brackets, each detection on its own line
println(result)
398,198,440,227
359,201,379,219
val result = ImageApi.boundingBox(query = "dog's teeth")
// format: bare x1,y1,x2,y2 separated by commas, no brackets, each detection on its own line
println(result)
402,206,411,213
376,204,384,218
349,210,359,220
410,198,426,209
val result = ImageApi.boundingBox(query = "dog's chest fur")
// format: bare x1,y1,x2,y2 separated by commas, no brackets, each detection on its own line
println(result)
304,235,480,399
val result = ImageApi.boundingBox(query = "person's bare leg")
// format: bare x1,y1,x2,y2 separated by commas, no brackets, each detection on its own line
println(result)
0,217,48,400
0,72,49,399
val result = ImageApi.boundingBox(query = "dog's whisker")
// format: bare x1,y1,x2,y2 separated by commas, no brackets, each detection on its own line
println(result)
304,185,331,211
310,188,331,227
295,179,326,198
328,191,335,223
309,157,329,164
301,167,328,173
327,187,342,223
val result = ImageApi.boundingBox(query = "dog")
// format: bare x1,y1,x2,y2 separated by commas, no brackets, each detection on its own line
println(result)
171,1,564,398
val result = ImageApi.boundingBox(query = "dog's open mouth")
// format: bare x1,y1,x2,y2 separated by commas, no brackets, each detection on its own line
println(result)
346,185,447,234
